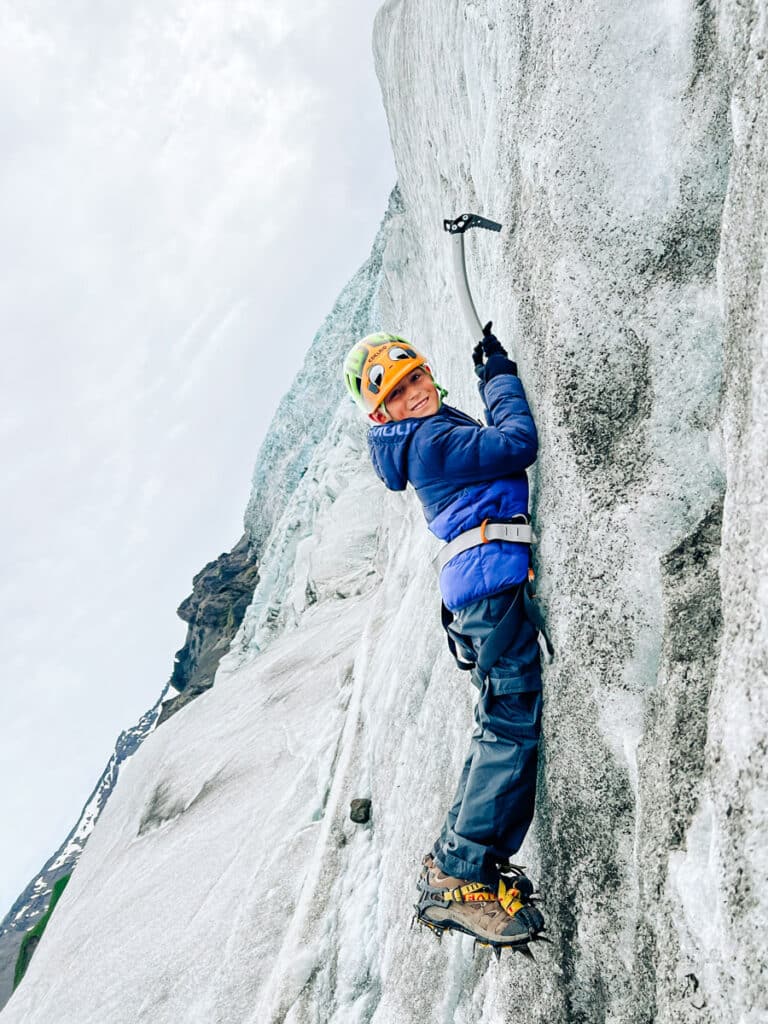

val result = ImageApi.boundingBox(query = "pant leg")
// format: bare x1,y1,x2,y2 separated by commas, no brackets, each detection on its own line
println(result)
432,585,543,884
433,683,542,883
431,704,479,862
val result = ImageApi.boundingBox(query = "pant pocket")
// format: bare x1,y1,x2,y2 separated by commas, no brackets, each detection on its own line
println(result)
481,690,542,742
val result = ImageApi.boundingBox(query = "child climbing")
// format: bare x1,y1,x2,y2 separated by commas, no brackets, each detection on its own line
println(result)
343,328,547,955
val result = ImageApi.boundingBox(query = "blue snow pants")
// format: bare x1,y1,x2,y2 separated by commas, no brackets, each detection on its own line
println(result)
432,584,542,886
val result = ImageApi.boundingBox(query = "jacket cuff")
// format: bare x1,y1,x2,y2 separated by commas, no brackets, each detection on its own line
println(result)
483,354,518,381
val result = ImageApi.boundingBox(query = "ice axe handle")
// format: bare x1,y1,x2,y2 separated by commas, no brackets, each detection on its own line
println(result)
443,213,502,339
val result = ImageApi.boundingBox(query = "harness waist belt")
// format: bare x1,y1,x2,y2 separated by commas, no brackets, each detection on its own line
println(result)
433,518,536,574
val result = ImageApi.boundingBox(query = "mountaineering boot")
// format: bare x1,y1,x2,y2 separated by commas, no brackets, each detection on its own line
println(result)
415,857,544,946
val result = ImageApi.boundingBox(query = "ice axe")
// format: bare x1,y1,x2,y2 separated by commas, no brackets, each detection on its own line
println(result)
443,213,502,339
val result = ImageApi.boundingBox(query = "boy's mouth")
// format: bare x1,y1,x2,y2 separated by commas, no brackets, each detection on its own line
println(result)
410,396,429,413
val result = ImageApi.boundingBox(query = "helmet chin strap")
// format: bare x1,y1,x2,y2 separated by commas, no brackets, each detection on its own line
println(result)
430,377,448,408
422,364,448,408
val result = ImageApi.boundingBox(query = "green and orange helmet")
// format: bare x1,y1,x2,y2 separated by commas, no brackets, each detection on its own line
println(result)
343,333,436,415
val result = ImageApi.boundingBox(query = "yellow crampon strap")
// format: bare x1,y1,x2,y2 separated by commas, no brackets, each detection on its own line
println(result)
443,881,496,904
497,879,524,917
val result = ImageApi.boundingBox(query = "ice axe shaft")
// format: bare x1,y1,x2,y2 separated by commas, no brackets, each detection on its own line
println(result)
443,213,502,340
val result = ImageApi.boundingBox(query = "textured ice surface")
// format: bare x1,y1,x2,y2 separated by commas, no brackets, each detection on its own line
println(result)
4,2,766,1023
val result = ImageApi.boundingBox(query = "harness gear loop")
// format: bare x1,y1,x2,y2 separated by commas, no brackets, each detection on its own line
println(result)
479,518,491,544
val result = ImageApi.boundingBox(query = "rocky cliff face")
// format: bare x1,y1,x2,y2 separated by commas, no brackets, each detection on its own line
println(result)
159,534,259,723
3,4,766,1023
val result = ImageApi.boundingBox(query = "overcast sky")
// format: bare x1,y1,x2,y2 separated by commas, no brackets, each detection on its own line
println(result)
0,1,395,915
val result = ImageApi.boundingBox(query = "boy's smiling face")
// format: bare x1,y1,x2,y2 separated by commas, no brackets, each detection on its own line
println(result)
369,366,440,423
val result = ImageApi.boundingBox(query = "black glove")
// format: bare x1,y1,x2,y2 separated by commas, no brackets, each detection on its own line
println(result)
480,321,507,358
474,321,517,380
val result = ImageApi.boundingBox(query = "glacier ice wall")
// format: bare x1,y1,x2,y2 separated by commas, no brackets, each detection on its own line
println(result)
3,2,766,1023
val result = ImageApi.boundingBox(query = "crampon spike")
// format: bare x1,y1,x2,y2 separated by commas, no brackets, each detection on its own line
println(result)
470,938,540,962
413,909,447,943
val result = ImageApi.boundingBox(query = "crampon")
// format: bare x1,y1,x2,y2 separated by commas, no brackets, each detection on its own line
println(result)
412,861,549,961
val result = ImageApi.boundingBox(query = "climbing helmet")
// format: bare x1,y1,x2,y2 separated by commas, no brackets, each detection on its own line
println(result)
343,333,433,415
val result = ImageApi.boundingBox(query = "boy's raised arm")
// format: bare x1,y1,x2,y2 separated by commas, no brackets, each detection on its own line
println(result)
418,328,537,482
418,375,537,484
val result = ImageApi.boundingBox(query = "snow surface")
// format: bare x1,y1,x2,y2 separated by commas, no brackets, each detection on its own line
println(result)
3,1,767,1022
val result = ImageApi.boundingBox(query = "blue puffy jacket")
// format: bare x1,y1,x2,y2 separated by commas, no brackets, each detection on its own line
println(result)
367,374,538,610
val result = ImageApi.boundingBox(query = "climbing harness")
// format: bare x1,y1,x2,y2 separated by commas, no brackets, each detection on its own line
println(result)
442,572,554,684
474,584,526,679
432,516,536,574
437,511,553,674
523,573,555,664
